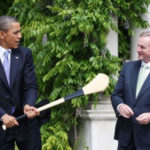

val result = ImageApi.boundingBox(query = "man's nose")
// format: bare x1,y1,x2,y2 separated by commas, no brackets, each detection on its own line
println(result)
137,46,141,52
18,33,22,39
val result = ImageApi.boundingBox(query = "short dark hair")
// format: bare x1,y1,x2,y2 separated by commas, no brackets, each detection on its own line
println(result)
0,15,19,32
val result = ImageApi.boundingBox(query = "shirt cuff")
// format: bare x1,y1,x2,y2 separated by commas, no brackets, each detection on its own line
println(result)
117,103,123,116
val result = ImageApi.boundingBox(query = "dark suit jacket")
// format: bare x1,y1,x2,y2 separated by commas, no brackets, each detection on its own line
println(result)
0,46,38,118
111,60,150,149
0,46,40,145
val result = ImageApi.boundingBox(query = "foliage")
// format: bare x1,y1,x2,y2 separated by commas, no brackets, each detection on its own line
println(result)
0,0,14,15
41,122,72,150
1,0,150,149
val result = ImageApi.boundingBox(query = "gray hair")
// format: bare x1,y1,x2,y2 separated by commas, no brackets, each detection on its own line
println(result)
0,15,19,32
140,31,150,37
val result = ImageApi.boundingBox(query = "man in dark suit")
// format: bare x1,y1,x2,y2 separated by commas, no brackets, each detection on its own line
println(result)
111,31,150,150
0,15,41,149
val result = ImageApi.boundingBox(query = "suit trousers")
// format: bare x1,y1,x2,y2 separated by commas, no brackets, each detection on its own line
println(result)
0,118,41,150
117,132,136,150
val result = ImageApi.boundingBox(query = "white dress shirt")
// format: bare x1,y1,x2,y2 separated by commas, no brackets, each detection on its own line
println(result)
139,61,150,78
0,46,11,64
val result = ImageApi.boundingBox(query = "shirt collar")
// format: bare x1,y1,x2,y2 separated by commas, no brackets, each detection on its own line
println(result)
141,61,150,68
0,46,11,58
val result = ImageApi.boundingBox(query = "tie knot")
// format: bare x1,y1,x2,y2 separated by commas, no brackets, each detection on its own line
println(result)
4,50,10,55
4,50,10,58
142,64,149,70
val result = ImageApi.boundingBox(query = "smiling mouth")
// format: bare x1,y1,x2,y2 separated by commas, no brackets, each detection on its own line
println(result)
139,53,143,55
138,52,143,55
15,41,20,44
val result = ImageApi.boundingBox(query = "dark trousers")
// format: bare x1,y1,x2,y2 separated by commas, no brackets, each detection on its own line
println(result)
0,118,41,150
117,133,136,150
118,143,136,150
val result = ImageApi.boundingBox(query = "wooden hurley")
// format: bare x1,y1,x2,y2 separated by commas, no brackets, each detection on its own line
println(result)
2,73,109,130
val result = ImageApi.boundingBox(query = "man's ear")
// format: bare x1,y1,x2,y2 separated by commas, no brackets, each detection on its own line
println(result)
0,31,6,40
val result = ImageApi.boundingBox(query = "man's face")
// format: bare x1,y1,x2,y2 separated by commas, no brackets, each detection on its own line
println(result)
2,22,22,49
137,36,150,63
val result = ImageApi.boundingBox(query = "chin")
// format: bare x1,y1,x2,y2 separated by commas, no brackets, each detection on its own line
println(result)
12,45,19,49
138,56,143,60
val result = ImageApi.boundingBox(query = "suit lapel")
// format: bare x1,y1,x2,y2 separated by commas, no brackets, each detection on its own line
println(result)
130,61,141,100
10,49,20,89
137,73,150,99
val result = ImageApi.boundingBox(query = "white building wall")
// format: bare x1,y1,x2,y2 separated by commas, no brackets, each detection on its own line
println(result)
106,16,118,56
77,98,118,150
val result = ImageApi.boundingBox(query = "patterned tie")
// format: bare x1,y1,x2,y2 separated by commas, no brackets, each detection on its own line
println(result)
3,50,10,85
136,64,148,98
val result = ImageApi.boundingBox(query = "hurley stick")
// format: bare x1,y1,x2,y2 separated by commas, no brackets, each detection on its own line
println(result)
2,73,109,130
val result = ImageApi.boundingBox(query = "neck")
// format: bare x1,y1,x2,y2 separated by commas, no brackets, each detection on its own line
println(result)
0,43,9,50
